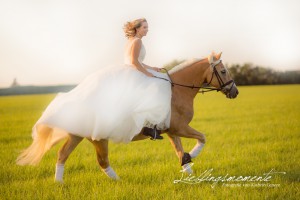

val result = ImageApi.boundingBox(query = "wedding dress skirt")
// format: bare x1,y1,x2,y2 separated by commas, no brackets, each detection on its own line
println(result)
33,64,172,143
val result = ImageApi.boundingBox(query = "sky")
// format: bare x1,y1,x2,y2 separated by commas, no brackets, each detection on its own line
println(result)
0,0,300,87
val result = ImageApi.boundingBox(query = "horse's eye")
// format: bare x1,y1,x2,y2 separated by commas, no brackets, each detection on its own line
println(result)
221,69,226,74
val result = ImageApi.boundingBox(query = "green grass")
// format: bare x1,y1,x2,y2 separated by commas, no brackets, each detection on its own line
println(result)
0,85,299,200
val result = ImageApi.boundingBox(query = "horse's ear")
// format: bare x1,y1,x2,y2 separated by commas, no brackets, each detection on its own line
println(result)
208,52,214,64
215,52,222,60
207,55,214,64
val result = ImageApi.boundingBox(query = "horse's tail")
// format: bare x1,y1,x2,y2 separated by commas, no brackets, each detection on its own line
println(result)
16,125,68,166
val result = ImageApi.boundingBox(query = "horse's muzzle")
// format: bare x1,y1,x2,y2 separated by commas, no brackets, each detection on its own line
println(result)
224,83,239,99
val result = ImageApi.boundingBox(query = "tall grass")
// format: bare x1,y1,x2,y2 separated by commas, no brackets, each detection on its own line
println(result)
0,85,299,199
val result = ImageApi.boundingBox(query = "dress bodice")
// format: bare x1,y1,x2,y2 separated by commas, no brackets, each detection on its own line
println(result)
124,38,146,65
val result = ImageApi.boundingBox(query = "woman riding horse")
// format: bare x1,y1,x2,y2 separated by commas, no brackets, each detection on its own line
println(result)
16,18,238,182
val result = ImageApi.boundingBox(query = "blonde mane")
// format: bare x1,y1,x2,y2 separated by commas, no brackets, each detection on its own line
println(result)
169,58,201,74
168,52,220,74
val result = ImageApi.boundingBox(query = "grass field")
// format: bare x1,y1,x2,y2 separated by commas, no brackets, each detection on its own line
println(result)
0,85,299,200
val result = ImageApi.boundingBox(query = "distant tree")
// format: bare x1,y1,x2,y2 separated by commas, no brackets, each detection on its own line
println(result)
10,78,20,87
228,63,300,85
278,70,300,84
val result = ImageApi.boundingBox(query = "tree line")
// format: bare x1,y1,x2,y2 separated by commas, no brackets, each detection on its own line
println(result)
229,63,300,85
0,85,76,96
163,60,300,85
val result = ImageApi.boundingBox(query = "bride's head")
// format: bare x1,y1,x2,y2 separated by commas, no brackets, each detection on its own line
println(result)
123,18,148,39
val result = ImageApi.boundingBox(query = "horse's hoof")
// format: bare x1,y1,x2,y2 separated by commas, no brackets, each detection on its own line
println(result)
102,166,120,180
181,163,193,175
54,179,64,184
113,175,120,181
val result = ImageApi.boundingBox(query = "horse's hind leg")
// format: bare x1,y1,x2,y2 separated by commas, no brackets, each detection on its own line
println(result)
88,139,120,180
55,134,83,183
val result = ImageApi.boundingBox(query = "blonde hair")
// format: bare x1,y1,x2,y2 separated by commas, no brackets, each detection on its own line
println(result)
123,18,147,38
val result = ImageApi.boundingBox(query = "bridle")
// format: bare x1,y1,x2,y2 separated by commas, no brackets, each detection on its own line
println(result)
205,60,235,93
154,60,235,94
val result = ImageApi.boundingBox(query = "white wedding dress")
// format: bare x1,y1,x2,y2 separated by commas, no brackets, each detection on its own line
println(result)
33,38,172,143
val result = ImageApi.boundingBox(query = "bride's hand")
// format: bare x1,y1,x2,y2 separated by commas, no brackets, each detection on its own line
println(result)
145,71,154,77
151,67,161,72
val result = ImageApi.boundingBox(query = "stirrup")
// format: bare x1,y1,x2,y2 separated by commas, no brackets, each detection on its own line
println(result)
143,126,163,140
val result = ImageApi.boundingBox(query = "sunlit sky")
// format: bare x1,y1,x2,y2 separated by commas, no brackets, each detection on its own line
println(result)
0,0,299,87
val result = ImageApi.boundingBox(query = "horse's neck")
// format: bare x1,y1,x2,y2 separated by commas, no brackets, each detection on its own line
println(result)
171,60,209,99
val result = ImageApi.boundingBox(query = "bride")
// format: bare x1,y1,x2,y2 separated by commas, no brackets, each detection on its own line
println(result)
30,18,172,144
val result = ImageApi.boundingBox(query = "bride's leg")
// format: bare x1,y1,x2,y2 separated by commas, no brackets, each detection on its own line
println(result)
131,132,149,141
141,126,163,140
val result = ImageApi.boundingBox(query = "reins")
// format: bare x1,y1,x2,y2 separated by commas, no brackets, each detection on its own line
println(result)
153,60,234,94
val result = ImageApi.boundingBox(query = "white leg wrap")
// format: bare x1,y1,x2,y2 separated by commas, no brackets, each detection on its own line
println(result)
102,166,120,180
181,163,193,175
55,163,64,183
189,141,205,158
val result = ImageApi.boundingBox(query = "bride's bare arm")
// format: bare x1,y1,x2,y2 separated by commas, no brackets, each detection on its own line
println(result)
142,63,161,72
131,39,154,77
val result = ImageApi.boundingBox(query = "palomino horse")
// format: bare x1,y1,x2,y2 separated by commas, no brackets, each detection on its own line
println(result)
17,52,238,182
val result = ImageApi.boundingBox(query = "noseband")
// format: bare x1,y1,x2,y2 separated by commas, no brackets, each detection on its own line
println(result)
154,60,235,94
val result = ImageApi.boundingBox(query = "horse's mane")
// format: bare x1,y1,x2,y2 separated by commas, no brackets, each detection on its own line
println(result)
168,52,219,74
169,58,201,74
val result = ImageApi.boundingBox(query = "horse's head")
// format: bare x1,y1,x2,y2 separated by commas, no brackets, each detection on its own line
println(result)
205,52,239,99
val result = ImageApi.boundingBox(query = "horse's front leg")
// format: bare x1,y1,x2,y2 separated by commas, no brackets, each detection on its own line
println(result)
171,124,206,159
178,126,206,159
167,134,193,174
